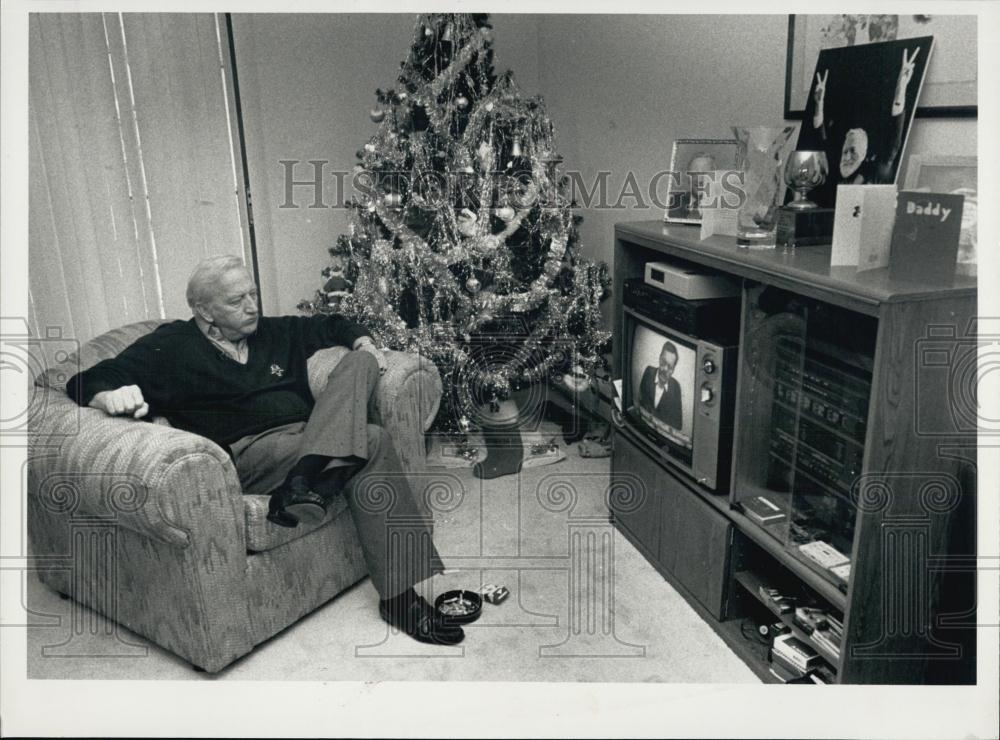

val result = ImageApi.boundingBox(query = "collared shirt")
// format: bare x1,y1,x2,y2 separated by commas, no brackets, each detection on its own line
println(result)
202,323,249,364
654,379,668,408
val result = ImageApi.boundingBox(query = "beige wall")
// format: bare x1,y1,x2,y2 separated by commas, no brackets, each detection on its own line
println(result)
233,13,976,317
537,13,977,268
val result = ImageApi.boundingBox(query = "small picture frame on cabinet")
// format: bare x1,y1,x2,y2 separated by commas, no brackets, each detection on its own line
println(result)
664,139,742,225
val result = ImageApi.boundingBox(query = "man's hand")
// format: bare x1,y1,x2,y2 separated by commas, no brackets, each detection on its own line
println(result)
353,337,387,375
89,385,149,419
812,69,828,130
892,46,920,116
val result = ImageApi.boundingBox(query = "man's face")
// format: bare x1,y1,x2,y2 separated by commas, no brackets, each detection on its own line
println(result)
840,128,868,178
686,154,716,207
200,268,259,340
657,348,678,384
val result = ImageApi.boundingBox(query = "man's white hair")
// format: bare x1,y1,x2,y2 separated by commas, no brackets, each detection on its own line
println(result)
186,255,248,310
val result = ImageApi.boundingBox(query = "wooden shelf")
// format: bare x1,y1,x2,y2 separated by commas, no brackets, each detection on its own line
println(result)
611,221,977,684
615,220,976,311
728,507,848,611
733,570,842,670
614,424,849,610
613,506,779,684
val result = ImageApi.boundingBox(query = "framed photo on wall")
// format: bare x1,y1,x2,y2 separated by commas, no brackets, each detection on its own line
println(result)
664,139,741,225
904,154,978,275
785,14,977,118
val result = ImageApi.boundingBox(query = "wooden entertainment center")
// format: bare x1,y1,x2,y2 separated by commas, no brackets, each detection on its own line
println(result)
610,220,977,684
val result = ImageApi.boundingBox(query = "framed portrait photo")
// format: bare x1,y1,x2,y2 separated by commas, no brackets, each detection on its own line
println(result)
904,154,977,275
664,139,741,225
785,14,977,119
792,36,932,209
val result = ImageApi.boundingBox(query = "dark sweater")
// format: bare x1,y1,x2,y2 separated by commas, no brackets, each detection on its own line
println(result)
66,315,369,449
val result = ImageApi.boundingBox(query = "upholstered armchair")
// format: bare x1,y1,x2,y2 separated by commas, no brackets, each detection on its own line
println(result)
27,320,442,673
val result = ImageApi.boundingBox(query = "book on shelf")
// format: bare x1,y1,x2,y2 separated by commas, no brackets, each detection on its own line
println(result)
739,494,787,525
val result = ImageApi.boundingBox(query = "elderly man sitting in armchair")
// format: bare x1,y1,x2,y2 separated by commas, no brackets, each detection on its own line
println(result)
65,255,463,646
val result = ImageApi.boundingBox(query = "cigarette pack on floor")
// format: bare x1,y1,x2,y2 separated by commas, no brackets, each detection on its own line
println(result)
480,584,510,605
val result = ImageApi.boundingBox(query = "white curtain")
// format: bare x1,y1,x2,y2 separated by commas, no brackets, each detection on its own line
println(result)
29,13,250,343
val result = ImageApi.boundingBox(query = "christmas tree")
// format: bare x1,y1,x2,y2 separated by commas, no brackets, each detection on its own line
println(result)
300,13,611,435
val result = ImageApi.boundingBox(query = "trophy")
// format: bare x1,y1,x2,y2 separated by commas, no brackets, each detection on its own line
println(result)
784,151,828,210
776,150,835,247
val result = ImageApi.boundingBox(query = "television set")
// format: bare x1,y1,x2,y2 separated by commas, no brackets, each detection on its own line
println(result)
619,279,739,492
629,322,697,451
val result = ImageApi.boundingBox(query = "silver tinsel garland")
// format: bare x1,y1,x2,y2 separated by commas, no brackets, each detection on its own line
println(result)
301,13,611,430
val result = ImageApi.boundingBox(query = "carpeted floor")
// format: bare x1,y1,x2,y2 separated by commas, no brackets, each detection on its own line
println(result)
25,432,758,683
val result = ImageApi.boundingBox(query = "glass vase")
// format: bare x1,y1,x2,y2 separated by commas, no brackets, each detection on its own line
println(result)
732,126,798,244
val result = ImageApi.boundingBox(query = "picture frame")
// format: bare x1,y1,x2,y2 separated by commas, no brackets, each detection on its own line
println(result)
903,154,978,275
792,37,931,209
664,139,741,225
784,14,977,119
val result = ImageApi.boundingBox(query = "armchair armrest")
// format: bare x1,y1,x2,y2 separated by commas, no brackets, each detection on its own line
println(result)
29,394,245,550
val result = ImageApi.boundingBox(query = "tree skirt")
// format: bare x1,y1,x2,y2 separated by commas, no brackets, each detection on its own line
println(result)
427,432,566,470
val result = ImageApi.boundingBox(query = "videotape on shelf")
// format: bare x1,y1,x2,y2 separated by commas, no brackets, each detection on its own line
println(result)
810,629,842,661
769,651,813,683
772,633,822,672
758,585,795,615
739,495,788,525
830,562,851,582
798,540,850,569
793,606,829,633
825,615,844,641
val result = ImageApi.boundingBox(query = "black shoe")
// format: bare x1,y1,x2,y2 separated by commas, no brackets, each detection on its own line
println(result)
379,594,465,645
266,492,299,528
266,476,328,528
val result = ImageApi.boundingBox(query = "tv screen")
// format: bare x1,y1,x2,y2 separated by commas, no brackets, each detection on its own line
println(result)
626,320,696,450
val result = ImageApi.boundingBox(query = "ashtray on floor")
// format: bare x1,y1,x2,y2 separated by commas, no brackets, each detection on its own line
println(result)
434,589,482,625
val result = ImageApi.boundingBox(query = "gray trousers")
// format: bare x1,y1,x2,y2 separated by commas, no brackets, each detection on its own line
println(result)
230,350,443,599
